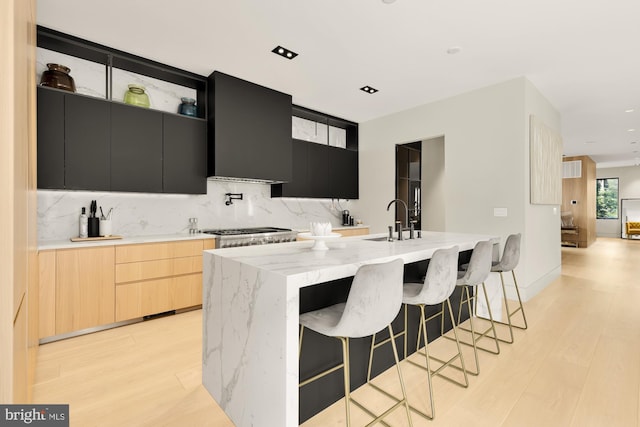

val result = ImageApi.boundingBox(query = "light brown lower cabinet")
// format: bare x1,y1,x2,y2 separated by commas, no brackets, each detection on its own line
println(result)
38,238,214,340
38,251,56,339
298,227,370,241
335,227,369,237
115,274,202,321
114,239,211,322
55,246,115,335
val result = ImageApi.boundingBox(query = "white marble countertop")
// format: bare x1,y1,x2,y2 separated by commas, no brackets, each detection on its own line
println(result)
37,226,369,251
292,224,370,235
206,230,498,290
38,232,215,251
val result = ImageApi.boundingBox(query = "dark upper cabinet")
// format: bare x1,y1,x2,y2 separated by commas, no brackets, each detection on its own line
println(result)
37,87,65,189
36,87,207,194
163,114,207,194
328,147,358,199
110,103,163,193
308,143,331,198
275,143,359,199
65,94,110,191
272,105,359,199
208,71,292,182
271,139,308,197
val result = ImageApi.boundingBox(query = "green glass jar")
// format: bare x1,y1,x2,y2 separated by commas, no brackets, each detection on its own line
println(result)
123,84,150,108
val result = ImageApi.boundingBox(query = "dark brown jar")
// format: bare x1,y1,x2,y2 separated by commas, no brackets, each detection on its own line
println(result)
40,63,76,92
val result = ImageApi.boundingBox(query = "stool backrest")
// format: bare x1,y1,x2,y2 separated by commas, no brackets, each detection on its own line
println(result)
458,240,492,286
496,233,521,272
418,246,459,305
336,258,404,338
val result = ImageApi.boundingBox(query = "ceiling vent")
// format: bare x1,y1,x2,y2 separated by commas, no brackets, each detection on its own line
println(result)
563,160,582,178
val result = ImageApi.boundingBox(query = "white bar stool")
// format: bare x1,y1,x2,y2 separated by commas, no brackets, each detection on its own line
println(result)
298,258,413,427
368,246,468,420
448,240,499,376
491,233,528,344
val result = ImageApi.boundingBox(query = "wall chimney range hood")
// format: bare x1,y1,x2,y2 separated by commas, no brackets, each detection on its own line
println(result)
207,71,292,184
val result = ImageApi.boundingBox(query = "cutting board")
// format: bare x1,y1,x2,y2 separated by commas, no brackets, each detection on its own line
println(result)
70,235,123,242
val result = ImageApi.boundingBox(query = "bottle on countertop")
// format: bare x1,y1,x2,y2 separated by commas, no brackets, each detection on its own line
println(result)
79,207,88,238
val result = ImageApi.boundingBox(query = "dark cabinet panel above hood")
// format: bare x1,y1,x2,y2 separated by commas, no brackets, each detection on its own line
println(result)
207,71,292,183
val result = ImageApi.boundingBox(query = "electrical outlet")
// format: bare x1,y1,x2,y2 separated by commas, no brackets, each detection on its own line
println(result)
494,207,508,217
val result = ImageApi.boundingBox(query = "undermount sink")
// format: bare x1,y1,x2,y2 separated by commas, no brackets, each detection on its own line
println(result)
365,236,392,242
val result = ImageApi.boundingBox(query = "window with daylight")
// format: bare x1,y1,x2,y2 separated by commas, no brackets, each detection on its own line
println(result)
596,178,619,219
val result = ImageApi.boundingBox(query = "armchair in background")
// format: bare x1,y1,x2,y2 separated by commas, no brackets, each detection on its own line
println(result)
561,212,579,247
626,221,640,239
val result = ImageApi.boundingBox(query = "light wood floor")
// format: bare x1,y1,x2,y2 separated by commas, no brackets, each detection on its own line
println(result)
33,238,640,426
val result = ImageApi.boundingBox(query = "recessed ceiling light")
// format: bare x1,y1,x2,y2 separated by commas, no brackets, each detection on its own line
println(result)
382,0,397,3
631,141,637,144
625,108,635,113
628,128,636,132
360,86,378,94
447,46,462,55
272,45,298,60
585,141,596,144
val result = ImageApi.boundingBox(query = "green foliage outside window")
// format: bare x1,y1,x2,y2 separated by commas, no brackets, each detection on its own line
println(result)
596,178,619,219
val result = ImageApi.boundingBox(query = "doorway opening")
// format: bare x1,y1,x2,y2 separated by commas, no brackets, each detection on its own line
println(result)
395,142,422,229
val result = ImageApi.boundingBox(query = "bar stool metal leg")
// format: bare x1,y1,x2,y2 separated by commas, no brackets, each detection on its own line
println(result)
490,233,527,343
416,305,435,419
360,325,413,427
341,337,352,427
508,270,528,330
493,270,529,344
448,283,500,375
426,299,469,385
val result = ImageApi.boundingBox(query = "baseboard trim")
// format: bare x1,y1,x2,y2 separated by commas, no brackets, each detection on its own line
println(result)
501,265,561,302
39,305,202,344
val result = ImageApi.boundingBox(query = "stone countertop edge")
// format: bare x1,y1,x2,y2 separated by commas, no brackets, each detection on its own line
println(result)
202,231,501,289
294,224,370,232
38,233,216,251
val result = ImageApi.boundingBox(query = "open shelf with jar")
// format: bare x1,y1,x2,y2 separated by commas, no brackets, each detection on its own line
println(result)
37,26,207,119
36,26,208,195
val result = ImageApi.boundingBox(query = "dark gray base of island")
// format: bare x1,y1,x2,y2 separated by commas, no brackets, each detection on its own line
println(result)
299,250,473,423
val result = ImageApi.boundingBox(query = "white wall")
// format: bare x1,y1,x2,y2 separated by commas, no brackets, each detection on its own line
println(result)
596,165,640,237
523,79,562,297
353,77,561,300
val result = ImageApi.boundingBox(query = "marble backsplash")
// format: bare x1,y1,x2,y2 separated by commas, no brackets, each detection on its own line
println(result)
38,181,359,242
292,116,347,148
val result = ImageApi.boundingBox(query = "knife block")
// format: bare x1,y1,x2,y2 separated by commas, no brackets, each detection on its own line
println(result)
88,217,100,237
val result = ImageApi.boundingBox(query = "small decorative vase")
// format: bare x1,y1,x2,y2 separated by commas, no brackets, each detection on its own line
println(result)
178,97,197,117
123,84,150,108
40,63,76,92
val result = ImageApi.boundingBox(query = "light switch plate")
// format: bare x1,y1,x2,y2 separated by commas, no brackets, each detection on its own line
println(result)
494,207,508,217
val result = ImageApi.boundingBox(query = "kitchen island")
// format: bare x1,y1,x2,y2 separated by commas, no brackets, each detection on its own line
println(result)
202,231,499,427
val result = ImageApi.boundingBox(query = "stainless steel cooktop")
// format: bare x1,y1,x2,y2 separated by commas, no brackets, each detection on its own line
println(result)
201,227,298,248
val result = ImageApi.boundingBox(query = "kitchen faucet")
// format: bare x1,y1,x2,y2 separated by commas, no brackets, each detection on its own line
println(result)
386,199,410,240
